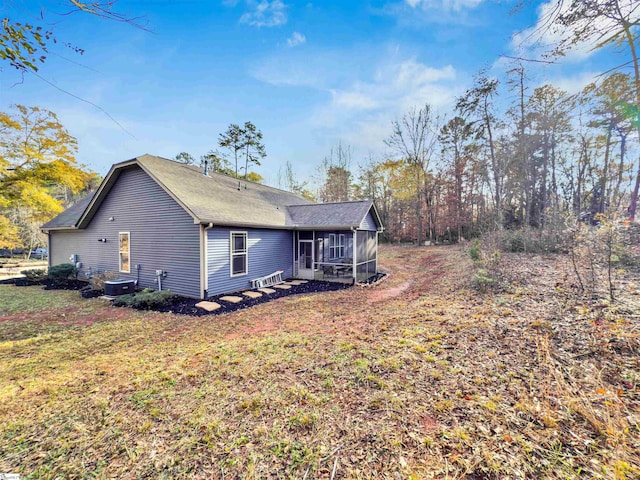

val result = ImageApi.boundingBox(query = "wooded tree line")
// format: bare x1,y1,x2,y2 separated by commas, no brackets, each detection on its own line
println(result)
304,0,640,244
306,67,638,244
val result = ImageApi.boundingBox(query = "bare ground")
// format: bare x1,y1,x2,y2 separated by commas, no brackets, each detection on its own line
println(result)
0,245,638,479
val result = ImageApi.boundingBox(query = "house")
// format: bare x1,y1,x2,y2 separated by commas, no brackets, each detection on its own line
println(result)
42,155,384,299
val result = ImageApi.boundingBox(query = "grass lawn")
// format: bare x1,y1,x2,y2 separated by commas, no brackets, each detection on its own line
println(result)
0,245,638,479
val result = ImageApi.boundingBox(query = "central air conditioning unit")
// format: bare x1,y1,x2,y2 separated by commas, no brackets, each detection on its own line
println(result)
104,279,136,296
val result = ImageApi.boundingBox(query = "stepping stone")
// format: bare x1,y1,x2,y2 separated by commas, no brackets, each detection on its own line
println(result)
258,288,276,294
219,295,244,303
287,280,307,285
243,291,262,299
195,301,221,312
273,284,291,290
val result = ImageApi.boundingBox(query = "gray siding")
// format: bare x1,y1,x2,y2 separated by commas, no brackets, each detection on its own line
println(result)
359,211,378,231
207,227,293,296
49,166,201,298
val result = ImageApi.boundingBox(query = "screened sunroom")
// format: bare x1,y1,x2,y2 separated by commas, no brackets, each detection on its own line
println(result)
288,200,383,283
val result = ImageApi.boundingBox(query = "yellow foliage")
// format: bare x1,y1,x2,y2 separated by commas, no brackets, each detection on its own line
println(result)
0,214,20,248
0,104,95,228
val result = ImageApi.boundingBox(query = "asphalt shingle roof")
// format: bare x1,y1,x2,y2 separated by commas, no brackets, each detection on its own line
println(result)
41,194,95,229
135,154,312,227
287,200,374,229
42,154,381,231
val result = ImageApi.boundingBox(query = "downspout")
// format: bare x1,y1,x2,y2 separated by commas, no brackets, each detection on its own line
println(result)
47,231,52,269
200,223,214,299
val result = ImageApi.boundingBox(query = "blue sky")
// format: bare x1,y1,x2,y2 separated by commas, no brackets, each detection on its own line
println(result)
0,0,625,187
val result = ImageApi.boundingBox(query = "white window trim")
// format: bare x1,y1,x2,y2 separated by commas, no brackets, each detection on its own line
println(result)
230,231,248,277
329,233,346,260
119,231,130,273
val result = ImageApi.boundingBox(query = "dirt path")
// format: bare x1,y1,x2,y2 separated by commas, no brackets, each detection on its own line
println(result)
220,245,468,340
367,245,465,301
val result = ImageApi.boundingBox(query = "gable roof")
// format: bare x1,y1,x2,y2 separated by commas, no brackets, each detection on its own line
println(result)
42,154,383,231
41,193,95,230
287,200,382,230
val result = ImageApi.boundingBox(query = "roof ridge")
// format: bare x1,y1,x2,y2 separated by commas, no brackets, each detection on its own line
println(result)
293,199,371,206
143,154,313,201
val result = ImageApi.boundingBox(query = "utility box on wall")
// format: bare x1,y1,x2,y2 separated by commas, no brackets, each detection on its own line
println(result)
104,279,136,296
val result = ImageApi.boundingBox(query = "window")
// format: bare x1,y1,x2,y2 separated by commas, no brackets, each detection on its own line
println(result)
119,232,130,273
329,233,345,259
230,231,248,276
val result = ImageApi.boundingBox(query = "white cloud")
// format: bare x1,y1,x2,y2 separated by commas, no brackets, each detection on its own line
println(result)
252,47,463,160
405,0,485,11
511,0,639,63
286,31,306,47
326,60,456,114
382,0,487,27
312,59,460,153
239,0,288,28
545,71,599,95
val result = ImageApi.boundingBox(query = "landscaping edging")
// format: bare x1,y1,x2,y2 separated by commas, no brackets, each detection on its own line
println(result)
0,276,353,317
113,280,352,316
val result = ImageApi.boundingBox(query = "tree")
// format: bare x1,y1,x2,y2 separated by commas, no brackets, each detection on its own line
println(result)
240,122,266,180
174,152,196,165
456,73,503,223
540,0,640,218
218,124,245,178
385,104,440,244
0,105,95,253
1,1,146,74
318,143,353,203
282,161,315,201
200,150,232,175
587,73,635,211
524,84,573,226
439,116,480,240
245,171,264,184
0,214,19,249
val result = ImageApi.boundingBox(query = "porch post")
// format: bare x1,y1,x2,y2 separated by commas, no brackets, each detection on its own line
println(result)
352,229,357,280
312,230,315,273
292,231,296,277
375,231,379,273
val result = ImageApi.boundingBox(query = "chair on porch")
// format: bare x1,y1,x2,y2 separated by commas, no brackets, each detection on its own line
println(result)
336,258,353,277
322,265,336,278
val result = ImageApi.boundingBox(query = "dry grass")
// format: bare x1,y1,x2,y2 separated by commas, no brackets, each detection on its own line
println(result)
0,245,639,479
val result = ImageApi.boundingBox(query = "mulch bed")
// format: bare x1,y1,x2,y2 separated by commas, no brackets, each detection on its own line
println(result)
1,276,354,316
0,277,89,290
136,280,353,316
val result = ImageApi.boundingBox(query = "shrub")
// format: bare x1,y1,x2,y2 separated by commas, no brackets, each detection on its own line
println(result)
496,225,568,254
472,268,497,291
20,268,47,282
80,285,104,299
468,239,480,262
48,263,75,279
113,289,176,310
